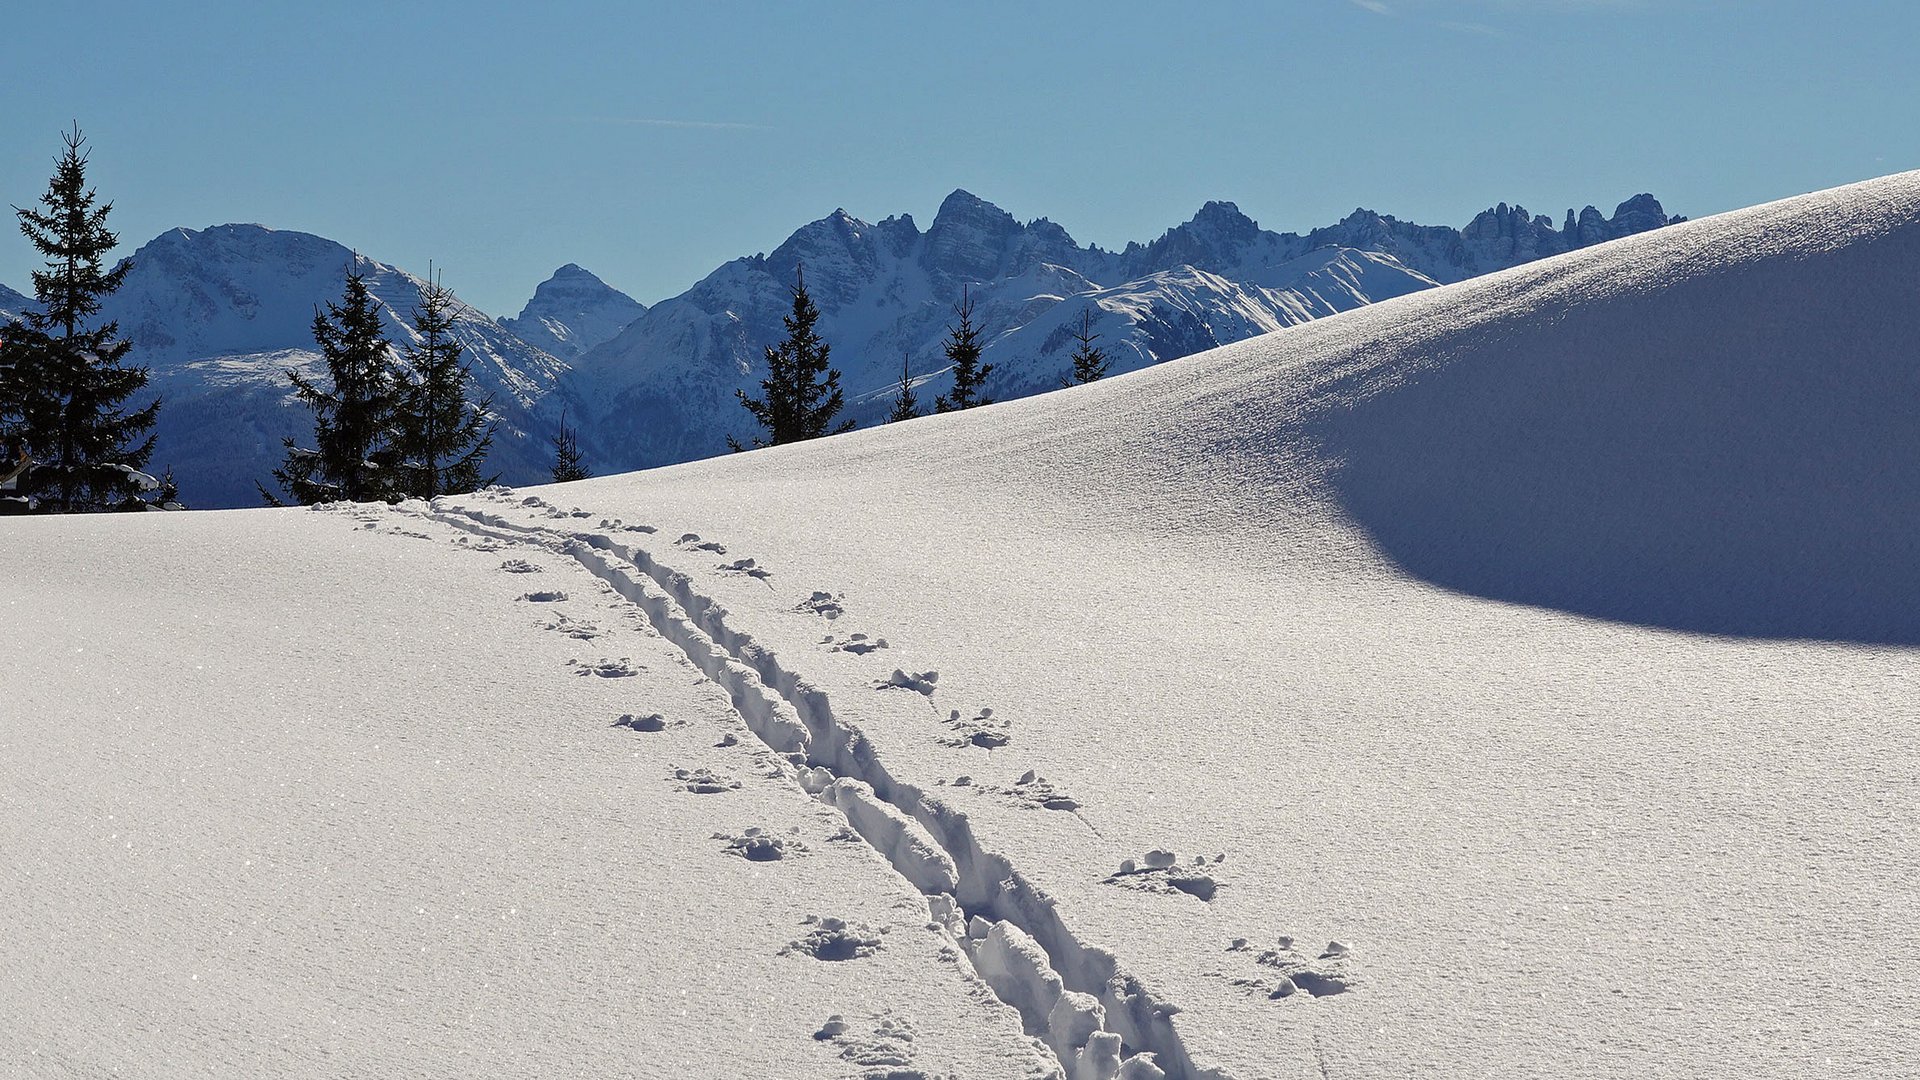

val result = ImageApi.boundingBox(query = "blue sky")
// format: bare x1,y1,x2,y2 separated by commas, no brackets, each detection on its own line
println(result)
2,0,1913,317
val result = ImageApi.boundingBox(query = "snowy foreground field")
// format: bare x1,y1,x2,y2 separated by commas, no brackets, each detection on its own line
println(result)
7,174,1920,1079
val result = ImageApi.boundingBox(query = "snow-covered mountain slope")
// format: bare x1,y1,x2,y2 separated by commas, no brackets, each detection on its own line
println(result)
497,263,648,362
0,280,28,322
578,189,1673,467
105,225,588,508
4,173,1912,1079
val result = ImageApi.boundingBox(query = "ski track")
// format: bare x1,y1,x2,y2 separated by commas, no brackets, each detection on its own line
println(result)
399,493,1235,1080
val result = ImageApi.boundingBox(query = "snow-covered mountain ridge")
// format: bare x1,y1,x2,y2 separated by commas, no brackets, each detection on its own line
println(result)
0,280,28,323
90,224,593,508
0,191,1675,507
577,188,1679,466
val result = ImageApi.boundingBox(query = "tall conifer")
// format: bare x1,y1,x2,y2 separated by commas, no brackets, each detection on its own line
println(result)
933,287,992,413
6,125,159,512
729,265,854,449
268,267,401,504
394,277,494,498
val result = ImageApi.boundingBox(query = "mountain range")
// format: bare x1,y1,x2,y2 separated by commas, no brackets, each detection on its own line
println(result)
573,191,1680,464
0,191,1679,507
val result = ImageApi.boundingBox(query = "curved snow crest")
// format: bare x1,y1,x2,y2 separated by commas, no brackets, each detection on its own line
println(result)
590,170,1920,647
1096,170,1920,643
1283,172,1920,642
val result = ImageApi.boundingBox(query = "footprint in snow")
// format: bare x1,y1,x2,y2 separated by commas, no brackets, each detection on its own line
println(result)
940,707,1009,750
814,1012,921,1075
873,669,938,698
1224,936,1355,999
821,632,888,655
500,559,542,574
596,517,657,534
519,590,569,603
714,826,806,862
1105,849,1223,902
796,591,845,620
673,767,741,794
541,613,603,640
717,557,772,583
568,657,642,678
613,712,675,732
960,769,1081,813
782,916,884,961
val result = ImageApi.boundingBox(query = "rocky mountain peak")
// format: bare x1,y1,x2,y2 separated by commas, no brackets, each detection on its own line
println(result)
500,263,647,362
765,209,883,308
923,189,1025,289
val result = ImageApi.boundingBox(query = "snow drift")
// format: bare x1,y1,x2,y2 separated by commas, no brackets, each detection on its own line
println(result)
3,173,1915,1080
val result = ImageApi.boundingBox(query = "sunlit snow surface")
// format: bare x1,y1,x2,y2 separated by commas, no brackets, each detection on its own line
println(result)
7,173,1919,1079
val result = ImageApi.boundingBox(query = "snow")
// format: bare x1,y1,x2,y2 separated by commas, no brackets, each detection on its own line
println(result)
102,224,590,509
4,171,1917,1079
0,280,29,323
497,263,649,363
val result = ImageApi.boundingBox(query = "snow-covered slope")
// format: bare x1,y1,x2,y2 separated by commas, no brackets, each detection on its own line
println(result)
5,173,1908,1080
0,280,28,323
497,263,648,362
579,189,1674,467
106,225,589,508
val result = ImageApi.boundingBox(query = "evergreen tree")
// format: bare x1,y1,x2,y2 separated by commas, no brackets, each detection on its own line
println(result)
728,265,854,449
886,353,921,423
933,287,993,413
1062,309,1111,387
267,267,401,504
393,277,495,498
551,409,590,482
154,465,182,510
5,125,159,512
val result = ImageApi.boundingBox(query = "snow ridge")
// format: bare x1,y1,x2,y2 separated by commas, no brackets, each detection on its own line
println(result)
418,494,1231,1080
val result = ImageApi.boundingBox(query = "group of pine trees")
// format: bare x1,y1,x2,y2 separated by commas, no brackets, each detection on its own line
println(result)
264,269,496,505
0,127,172,514
0,127,502,515
734,269,1110,449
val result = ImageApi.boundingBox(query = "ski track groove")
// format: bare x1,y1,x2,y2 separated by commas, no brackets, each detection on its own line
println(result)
406,498,1236,1080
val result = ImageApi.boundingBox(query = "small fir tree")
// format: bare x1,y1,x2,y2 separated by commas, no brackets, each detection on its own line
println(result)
154,465,182,510
7,125,160,512
933,287,992,413
268,267,401,504
551,409,590,482
393,277,495,498
1062,309,1111,387
729,265,854,449
886,353,920,423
